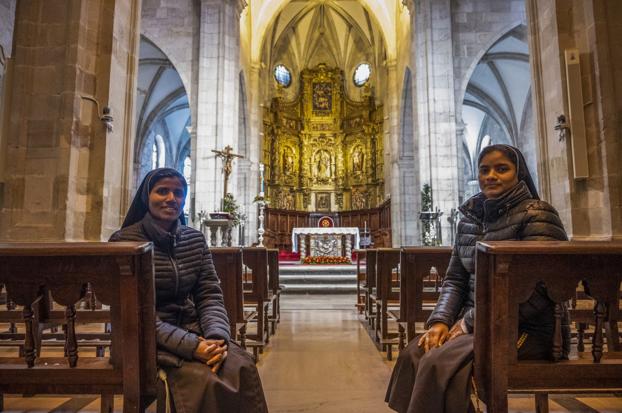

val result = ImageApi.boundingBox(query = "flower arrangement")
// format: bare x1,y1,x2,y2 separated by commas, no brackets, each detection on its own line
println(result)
302,255,351,265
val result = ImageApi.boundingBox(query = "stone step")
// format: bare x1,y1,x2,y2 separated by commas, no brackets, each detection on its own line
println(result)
280,274,356,284
279,264,358,294
282,284,358,294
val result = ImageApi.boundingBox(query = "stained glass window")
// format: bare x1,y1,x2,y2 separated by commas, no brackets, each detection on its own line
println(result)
274,64,292,87
353,63,371,87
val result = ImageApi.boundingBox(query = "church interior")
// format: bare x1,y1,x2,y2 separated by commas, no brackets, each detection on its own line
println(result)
0,0,621,412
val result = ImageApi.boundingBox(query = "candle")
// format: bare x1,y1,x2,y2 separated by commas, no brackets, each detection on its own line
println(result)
364,221,367,232
259,163,265,194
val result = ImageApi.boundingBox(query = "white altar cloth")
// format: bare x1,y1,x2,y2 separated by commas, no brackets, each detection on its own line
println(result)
291,227,360,252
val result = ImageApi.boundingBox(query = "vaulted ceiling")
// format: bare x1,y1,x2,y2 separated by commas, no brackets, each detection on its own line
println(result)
261,0,387,99
266,0,384,70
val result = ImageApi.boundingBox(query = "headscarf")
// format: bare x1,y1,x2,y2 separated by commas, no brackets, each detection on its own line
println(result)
477,144,539,200
122,168,188,228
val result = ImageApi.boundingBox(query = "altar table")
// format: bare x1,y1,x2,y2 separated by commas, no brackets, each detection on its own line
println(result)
291,227,360,259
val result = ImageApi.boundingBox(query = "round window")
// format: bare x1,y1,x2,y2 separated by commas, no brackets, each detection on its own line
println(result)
274,64,292,87
353,63,371,87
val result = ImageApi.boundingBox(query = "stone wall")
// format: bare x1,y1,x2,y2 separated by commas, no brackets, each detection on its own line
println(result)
527,0,622,239
0,0,141,241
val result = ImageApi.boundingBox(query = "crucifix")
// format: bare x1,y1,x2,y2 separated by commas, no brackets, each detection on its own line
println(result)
212,145,244,200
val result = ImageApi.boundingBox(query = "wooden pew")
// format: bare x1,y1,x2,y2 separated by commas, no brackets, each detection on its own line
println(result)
267,248,281,335
210,248,248,349
397,247,452,349
364,249,377,328
0,242,157,413
373,248,401,359
474,241,622,413
242,247,272,356
354,249,367,314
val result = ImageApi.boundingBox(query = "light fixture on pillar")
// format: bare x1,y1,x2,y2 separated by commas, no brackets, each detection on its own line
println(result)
80,95,114,133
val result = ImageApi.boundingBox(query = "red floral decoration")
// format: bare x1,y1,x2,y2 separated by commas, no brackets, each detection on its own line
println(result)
302,255,351,265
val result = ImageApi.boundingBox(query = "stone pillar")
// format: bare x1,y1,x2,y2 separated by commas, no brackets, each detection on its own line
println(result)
0,0,17,210
0,0,141,241
195,0,245,214
241,63,261,245
527,0,622,240
413,0,459,245
385,60,400,247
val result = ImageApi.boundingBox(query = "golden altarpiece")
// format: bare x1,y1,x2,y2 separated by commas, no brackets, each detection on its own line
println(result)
262,64,384,212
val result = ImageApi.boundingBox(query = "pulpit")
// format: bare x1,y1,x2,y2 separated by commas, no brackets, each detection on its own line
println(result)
291,227,360,259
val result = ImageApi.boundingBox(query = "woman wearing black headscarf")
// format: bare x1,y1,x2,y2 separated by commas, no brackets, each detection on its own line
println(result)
110,168,268,413
385,145,569,412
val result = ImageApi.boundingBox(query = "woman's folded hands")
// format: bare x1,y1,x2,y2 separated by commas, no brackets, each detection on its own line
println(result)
194,337,228,373
418,319,467,353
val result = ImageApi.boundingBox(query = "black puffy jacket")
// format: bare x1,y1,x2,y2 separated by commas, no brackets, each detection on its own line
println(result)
426,181,568,337
110,213,231,362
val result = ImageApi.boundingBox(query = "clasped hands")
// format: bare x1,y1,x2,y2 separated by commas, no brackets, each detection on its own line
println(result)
417,319,466,353
193,337,227,373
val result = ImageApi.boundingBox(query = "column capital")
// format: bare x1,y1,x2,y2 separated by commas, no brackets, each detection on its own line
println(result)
236,0,248,16
402,0,414,15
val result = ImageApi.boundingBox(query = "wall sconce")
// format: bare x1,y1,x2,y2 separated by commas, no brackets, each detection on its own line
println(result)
554,114,569,142
80,95,113,133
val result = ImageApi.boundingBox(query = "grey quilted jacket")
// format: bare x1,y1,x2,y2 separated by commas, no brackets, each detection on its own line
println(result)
110,212,231,362
427,181,568,337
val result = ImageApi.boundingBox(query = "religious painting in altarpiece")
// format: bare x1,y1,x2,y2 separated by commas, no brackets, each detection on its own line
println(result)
263,63,384,212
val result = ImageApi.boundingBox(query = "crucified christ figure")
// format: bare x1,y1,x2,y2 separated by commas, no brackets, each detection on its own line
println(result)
212,145,244,200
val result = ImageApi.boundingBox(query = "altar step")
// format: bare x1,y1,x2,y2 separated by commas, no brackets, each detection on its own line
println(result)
279,264,357,294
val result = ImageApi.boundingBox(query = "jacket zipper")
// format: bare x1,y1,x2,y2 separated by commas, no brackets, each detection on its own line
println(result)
170,255,180,298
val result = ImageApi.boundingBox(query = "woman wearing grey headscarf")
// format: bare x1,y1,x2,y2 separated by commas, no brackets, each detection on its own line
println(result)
386,145,569,412
110,168,268,413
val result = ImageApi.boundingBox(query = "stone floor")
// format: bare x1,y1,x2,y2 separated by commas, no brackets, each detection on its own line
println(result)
2,294,622,412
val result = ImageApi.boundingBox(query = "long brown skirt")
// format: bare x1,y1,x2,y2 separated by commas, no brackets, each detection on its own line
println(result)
386,332,551,413
386,334,474,413
164,342,268,413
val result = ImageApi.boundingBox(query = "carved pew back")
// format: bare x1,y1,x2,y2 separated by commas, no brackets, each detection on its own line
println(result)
365,249,377,325
400,247,452,343
474,241,622,412
354,249,367,314
210,248,245,344
241,248,271,351
375,248,401,359
0,242,156,413
267,248,281,333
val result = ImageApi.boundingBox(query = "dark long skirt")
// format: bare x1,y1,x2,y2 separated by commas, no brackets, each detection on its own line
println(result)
385,333,550,413
163,342,268,413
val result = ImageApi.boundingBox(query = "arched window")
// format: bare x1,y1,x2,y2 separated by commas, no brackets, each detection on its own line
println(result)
274,64,292,87
353,63,371,87
152,135,166,169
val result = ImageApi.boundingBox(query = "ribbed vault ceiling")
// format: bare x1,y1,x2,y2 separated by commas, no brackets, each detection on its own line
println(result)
265,0,385,84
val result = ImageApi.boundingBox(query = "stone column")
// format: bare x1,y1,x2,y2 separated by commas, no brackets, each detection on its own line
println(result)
243,63,261,244
195,0,245,214
385,60,400,247
0,0,141,241
412,0,459,245
527,0,622,240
